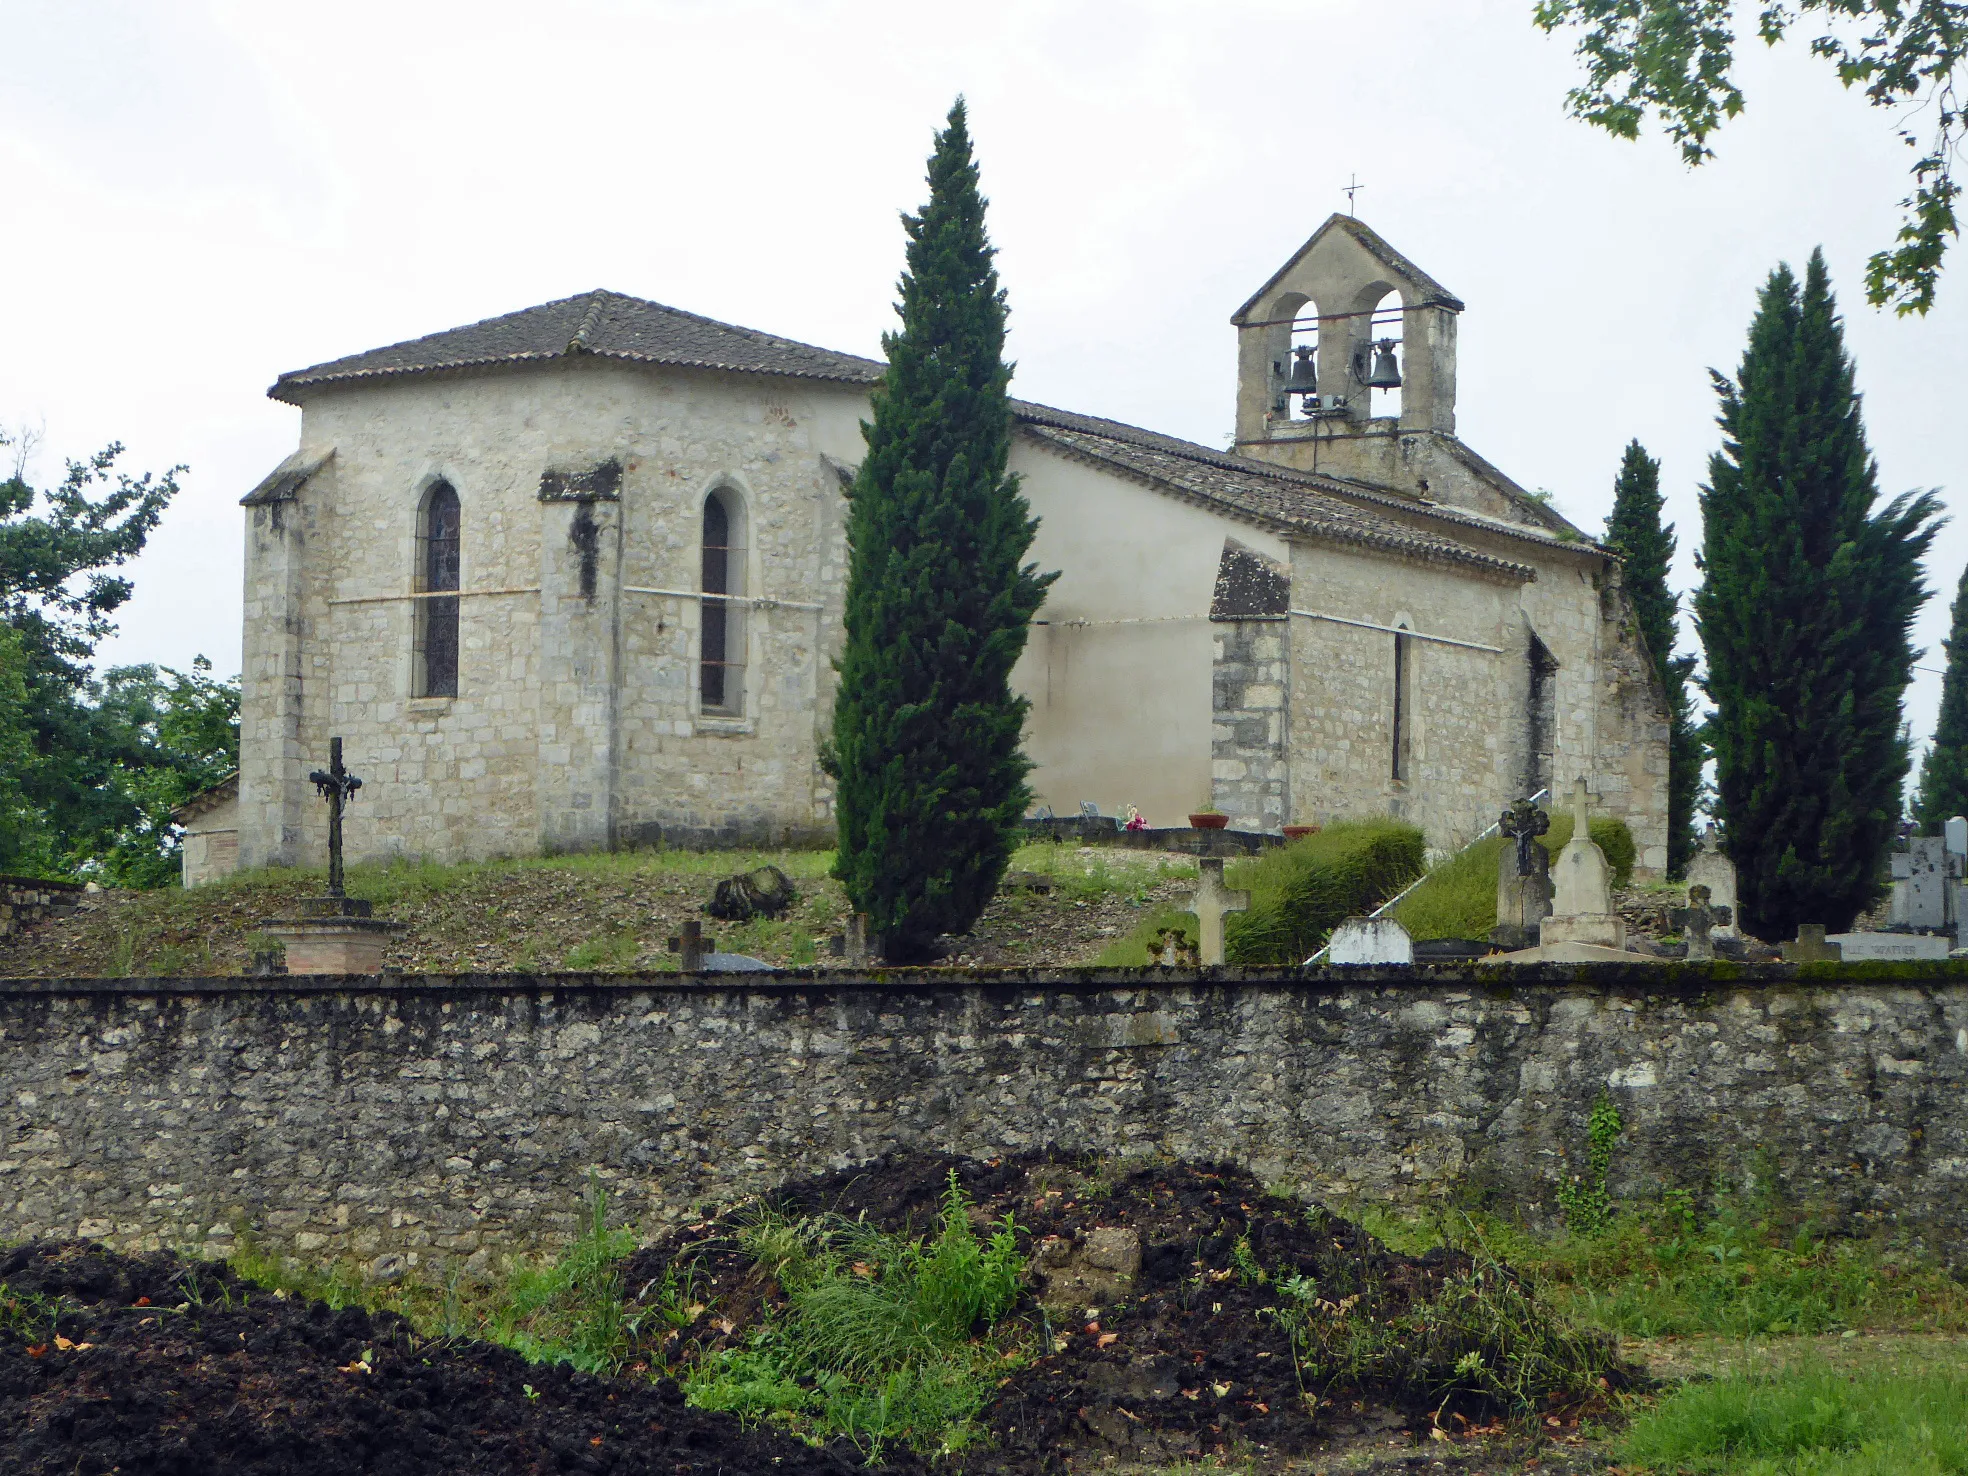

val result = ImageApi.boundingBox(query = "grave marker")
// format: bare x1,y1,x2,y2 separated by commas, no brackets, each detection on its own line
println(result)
1187,857,1249,966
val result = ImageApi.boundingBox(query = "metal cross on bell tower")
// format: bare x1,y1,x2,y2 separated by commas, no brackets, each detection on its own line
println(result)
308,736,364,900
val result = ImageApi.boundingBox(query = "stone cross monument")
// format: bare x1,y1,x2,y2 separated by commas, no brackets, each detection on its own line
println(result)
1669,884,1732,962
1188,858,1250,966
1685,826,1739,940
1539,776,1626,952
262,737,405,975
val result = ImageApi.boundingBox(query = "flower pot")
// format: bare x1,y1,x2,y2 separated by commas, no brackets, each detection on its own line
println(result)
1282,824,1320,841
1189,812,1230,830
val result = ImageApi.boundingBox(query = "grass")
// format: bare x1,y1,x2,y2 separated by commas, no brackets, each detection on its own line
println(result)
230,1176,646,1375
1394,810,1637,941
1355,1186,1968,1341
683,1171,1028,1459
7,839,1187,976
1618,1356,1968,1472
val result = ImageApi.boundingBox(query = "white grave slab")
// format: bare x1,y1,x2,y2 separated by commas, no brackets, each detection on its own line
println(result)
1327,916,1414,965
1826,931,1951,961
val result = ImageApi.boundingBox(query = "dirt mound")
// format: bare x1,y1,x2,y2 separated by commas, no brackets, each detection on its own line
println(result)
0,1241,921,1476
621,1153,1636,1472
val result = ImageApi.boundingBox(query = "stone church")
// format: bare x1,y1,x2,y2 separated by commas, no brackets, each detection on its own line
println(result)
199,214,1668,884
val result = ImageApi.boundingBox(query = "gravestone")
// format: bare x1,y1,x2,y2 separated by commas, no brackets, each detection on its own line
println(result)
1327,916,1414,965
1668,884,1732,962
262,738,406,974
1492,798,1553,951
1685,829,1740,940
1890,836,1953,931
1782,924,1843,963
668,919,715,971
1187,857,1249,966
1826,930,1950,961
1539,777,1626,951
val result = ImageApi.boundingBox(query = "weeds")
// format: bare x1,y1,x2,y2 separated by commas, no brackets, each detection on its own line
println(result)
1264,1259,1620,1414
1556,1090,1622,1235
487,1175,640,1374
685,1171,1026,1458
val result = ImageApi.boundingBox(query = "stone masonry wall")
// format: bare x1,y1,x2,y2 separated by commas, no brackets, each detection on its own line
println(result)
0,879,83,942
1211,618,1290,831
4,968,1966,1279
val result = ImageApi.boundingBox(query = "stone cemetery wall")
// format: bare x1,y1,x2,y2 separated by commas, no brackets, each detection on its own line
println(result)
0,877,83,941
4,967,1966,1277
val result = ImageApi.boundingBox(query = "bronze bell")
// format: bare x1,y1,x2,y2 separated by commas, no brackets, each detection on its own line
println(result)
1366,338,1402,390
1285,344,1318,397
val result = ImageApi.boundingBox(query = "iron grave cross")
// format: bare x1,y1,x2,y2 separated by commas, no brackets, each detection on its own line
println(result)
1498,797,1550,877
308,736,364,899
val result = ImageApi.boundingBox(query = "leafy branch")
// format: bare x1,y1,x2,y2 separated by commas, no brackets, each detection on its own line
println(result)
1533,1,1968,313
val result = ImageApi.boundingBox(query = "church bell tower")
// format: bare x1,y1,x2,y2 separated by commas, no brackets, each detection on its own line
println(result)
1231,215,1462,482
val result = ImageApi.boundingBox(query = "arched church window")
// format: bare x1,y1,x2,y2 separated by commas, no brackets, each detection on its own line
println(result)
415,481,461,698
1391,620,1413,784
1526,632,1558,798
700,488,746,714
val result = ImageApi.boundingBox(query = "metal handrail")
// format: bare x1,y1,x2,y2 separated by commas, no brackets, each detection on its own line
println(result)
1302,787,1552,966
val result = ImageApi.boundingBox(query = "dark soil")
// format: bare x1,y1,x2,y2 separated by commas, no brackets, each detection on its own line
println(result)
621,1153,1636,1474
0,1241,922,1476
2,1156,1634,1474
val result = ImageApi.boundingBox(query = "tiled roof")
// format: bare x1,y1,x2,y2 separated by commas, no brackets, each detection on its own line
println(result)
267,290,1581,563
1022,423,1536,580
269,290,885,403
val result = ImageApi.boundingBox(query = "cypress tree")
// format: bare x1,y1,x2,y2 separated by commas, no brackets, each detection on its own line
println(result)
1914,562,1968,832
1603,439,1703,876
824,100,1056,961
1694,249,1942,937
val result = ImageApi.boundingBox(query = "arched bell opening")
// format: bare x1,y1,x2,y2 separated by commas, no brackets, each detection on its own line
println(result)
1354,288,1404,420
1284,294,1323,422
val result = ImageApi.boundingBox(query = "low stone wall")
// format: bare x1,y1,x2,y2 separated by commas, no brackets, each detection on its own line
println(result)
0,876,83,941
3,965,1966,1280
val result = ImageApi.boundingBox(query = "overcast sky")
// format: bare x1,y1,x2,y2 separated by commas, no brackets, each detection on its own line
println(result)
4,0,1965,761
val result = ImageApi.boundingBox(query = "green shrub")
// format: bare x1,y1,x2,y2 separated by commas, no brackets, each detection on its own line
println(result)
1223,818,1426,964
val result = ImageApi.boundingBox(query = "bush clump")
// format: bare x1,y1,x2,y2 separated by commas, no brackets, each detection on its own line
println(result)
1224,817,1426,963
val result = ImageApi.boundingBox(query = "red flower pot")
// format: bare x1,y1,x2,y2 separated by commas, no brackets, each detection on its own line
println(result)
1189,813,1230,830
1282,824,1320,841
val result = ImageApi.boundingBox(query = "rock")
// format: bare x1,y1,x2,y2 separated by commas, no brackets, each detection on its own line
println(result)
706,866,797,922
1032,1226,1141,1312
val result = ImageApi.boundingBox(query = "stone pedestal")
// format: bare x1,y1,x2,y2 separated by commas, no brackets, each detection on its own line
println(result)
1539,912,1627,950
1491,842,1552,951
264,897,406,976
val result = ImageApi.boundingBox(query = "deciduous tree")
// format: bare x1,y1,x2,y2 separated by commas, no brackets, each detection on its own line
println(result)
1534,1,1968,313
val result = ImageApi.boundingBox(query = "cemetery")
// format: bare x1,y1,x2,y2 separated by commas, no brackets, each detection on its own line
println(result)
11,8,1968,1468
